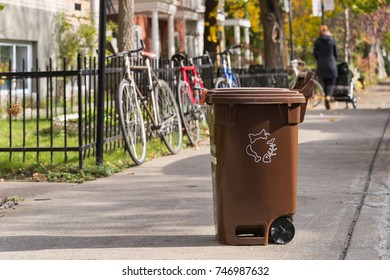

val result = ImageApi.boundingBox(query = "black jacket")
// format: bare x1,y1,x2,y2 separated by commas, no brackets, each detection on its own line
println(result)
313,35,338,78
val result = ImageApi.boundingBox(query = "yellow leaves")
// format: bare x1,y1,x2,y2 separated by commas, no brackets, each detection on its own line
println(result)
233,10,246,19
225,1,245,19
209,10,218,18
204,1,222,44
207,26,223,43
248,1,260,33
209,3,220,19
32,173,47,182
225,0,261,33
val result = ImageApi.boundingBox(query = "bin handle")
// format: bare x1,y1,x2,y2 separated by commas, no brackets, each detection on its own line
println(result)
292,71,314,99
300,78,314,100
293,71,315,123
292,71,313,89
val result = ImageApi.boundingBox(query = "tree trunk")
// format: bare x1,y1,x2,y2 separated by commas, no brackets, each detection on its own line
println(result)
203,0,220,54
259,0,286,69
375,42,387,79
118,0,134,51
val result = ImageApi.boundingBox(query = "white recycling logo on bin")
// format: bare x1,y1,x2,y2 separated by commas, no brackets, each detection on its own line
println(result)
246,129,277,163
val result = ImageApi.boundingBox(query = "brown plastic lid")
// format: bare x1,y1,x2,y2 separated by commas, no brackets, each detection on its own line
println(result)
205,87,306,106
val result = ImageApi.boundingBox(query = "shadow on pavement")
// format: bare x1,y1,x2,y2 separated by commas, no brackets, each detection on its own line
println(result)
162,154,211,177
0,234,218,252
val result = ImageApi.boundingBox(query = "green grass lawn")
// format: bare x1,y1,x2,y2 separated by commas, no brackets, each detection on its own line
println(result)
0,118,209,183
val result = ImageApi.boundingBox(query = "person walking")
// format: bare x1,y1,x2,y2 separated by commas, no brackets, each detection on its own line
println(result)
313,25,338,110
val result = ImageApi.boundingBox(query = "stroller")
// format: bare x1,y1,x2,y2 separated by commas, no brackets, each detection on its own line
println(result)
333,62,357,108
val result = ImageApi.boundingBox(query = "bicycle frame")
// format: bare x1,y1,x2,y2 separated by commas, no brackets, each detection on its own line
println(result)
177,60,205,104
171,53,210,146
110,41,168,130
126,55,160,126
216,44,241,87
171,53,212,97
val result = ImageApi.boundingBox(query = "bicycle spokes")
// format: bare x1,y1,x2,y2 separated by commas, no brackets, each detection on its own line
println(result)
118,79,146,165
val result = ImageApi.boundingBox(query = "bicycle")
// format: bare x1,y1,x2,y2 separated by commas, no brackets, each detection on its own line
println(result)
289,59,324,108
109,40,182,165
214,44,241,88
171,53,210,146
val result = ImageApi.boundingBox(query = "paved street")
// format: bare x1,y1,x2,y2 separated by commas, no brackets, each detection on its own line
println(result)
1,81,390,260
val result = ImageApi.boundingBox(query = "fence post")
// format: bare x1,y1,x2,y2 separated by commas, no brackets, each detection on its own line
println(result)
96,0,107,166
77,54,84,169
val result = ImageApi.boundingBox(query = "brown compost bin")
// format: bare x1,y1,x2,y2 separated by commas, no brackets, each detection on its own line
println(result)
205,72,314,245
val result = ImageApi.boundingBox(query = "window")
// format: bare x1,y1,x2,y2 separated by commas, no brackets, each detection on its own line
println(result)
75,3,81,11
0,42,32,93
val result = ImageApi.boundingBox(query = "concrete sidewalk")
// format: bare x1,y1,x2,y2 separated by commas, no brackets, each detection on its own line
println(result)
1,81,390,260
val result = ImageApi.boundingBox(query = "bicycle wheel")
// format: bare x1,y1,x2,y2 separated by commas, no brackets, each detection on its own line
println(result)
308,79,324,108
177,81,199,146
214,77,227,88
117,79,147,165
155,79,182,154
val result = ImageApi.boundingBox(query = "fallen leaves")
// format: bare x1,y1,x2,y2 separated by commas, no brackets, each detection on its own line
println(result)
32,172,47,182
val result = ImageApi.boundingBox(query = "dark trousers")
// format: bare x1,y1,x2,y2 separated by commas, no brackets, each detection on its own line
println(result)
320,77,336,97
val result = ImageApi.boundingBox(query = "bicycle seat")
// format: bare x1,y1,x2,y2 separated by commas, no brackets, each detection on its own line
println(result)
141,51,157,58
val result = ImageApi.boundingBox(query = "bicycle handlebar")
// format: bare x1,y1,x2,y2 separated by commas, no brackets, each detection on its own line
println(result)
229,44,242,50
106,40,145,59
192,52,212,61
192,51,213,66
131,39,145,54
171,52,213,67
216,44,242,56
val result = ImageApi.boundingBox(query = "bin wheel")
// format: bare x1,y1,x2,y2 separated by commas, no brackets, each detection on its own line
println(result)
269,217,295,245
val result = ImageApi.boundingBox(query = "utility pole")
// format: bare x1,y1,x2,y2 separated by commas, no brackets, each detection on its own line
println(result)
287,0,294,61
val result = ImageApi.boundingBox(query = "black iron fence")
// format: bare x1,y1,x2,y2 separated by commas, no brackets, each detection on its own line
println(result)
0,56,102,169
0,54,287,169
238,66,288,88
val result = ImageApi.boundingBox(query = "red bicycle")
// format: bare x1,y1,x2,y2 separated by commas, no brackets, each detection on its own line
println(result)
171,53,210,146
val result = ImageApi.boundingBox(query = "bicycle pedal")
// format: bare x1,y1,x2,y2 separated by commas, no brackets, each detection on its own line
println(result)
151,124,161,131
198,104,207,113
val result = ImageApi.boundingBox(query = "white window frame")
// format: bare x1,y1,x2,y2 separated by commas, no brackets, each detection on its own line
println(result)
0,42,33,95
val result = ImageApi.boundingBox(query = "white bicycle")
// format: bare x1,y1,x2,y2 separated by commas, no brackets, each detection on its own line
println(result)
108,41,182,165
